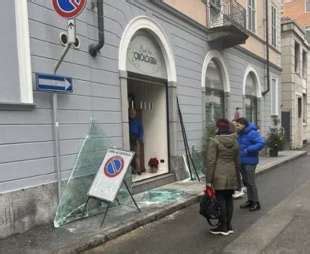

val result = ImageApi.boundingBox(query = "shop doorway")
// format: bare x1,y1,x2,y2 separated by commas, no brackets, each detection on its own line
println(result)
127,74,169,182
118,17,178,184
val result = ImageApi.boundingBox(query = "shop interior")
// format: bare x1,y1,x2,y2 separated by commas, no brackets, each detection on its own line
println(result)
127,78,169,182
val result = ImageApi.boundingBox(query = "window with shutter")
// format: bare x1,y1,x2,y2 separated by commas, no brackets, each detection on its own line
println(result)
306,0,310,12
247,0,256,33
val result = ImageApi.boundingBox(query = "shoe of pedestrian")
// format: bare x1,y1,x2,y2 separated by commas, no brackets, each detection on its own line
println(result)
209,226,230,236
240,200,252,209
232,190,245,199
249,202,261,212
227,225,234,235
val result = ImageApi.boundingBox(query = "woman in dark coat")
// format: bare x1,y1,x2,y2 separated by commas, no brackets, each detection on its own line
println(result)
206,119,241,236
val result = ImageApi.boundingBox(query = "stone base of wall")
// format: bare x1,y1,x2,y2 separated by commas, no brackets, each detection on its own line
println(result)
0,183,58,239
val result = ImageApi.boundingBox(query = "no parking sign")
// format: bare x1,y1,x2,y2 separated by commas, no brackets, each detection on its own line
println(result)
88,149,134,202
52,0,87,19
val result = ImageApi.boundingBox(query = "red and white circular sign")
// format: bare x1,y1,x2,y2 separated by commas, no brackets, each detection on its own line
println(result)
52,0,87,19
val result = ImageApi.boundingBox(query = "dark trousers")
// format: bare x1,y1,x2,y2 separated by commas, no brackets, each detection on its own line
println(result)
130,136,145,173
240,164,259,202
216,190,234,229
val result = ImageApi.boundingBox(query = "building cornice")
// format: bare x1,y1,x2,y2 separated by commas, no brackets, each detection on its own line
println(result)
235,46,282,72
281,21,310,49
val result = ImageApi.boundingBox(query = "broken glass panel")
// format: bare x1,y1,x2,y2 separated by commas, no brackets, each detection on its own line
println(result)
182,146,205,181
54,121,133,227
191,146,205,177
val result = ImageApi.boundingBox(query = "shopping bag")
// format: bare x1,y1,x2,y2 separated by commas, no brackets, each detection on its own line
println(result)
199,187,221,226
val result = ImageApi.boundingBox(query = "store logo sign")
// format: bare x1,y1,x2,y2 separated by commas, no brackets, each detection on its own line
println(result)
129,46,158,66
133,50,157,65
127,33,167,78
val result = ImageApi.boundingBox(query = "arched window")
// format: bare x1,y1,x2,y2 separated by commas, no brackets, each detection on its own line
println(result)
205,59,225,127
245,72,258,123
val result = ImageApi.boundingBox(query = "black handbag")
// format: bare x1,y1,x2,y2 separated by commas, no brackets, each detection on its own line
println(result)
199,187,221,226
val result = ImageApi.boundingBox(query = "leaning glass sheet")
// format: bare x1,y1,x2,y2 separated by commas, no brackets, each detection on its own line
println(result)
54,122,132,227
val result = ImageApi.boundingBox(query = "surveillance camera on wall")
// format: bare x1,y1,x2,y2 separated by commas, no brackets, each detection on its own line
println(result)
59,32,80,49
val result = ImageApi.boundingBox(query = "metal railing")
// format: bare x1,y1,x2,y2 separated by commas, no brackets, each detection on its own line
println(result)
209,0,246,30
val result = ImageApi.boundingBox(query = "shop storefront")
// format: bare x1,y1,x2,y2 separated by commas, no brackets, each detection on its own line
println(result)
118,17,177,183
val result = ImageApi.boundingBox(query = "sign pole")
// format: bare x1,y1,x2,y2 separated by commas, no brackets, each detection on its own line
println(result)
52,92,62,202
50,0,86,202
52,19,76,202
99,179,141,227
100,203,110,227
53,45,73,203
123,180,141,212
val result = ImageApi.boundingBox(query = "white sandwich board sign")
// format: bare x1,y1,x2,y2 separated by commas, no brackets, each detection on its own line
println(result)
88,149,134,202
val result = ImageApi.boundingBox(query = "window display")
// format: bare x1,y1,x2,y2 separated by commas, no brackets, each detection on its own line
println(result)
205,59,225,127
128,79,169,182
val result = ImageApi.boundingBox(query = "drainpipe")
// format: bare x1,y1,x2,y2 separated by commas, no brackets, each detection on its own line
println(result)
89,0,105,57
262,0,270,96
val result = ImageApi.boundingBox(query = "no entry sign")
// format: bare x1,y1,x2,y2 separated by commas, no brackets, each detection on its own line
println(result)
88,149,134,202
52,0,87,19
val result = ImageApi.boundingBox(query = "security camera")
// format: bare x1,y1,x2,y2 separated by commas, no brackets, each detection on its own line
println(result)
73,36,80,49
59,32,80,49
59,32,68,46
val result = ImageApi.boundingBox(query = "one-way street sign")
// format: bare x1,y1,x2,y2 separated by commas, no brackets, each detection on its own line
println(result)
36,73,73,92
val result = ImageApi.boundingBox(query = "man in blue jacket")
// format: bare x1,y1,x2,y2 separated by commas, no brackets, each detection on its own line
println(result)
235,118,265,211
129,108,144,175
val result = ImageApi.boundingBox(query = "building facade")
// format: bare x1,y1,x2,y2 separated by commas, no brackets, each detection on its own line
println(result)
282,0,310,147
281,19,310,148
0,0,281,238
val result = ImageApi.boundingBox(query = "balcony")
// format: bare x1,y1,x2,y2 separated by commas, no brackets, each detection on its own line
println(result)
207,0,249,49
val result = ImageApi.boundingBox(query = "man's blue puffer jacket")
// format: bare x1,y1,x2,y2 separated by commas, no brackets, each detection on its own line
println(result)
238,123,265,165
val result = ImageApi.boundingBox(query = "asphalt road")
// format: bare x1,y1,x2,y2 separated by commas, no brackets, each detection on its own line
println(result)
84,152,310,254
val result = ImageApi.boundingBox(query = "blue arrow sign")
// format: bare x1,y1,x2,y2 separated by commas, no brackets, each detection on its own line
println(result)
36,73,73,93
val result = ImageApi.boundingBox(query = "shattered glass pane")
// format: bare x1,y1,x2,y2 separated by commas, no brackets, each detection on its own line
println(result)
182,146,205,181
191,146,205,177
54,121,133,227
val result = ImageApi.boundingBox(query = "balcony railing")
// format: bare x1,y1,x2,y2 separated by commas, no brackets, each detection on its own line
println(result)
209,0,246,31
207,0,248,49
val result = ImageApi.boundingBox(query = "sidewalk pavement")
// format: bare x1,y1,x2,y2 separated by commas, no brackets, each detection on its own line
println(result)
0,150,306,254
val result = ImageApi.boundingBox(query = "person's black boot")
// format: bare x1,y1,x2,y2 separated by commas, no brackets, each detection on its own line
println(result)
249,202,261,211
240,200,252,209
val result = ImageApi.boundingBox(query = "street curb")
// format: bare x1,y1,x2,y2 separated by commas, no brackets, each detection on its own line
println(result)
56,195,201,254
256,151,307,176
56,151,308,254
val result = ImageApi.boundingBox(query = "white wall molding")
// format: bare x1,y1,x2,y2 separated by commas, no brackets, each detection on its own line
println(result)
15,0,33,104
119,16,177,82
242,65,262,98
201,50,230,92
